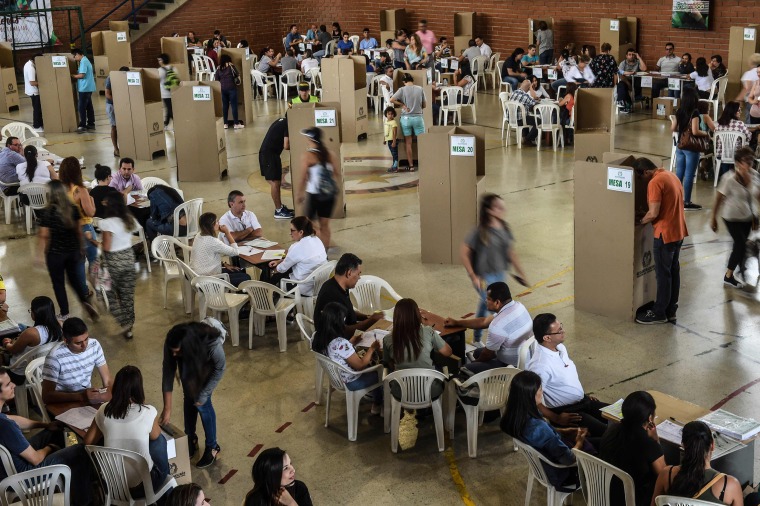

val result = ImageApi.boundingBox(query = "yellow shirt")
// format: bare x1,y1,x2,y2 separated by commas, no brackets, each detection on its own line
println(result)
67,185,93,225
384,118,398,142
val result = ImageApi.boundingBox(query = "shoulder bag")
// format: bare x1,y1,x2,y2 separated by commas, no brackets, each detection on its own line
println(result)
677,127,710,153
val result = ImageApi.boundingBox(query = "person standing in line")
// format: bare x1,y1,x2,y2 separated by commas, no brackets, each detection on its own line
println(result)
259,117,295,219
460,193,529,346
160,321,226,469
634,157,688,324
105,65,130,157
158,54,179,130
297,127,338,250
70,48,96,133
99,192,137,338
670,87,709,210
23,53,43,132
216,54,243,129
390,74,426,172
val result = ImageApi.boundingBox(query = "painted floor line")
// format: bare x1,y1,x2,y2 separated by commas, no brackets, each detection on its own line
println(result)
443,442,476,506
711,377,760,411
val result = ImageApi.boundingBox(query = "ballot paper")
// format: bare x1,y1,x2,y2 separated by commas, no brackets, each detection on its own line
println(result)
356,329,389,348
56,406,98,431
656,419,744,459
261,250,286,260
656,419,684,445
238,245,263,257
247,238,278,248
599,398,624,419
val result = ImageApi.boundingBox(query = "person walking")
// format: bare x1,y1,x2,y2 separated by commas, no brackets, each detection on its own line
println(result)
58,157,98,282
70,48,96,133
160,320,226,469
158,54,179,129
460,193,529,346
297,127,339,250
99,192,137,338
671,87,709,210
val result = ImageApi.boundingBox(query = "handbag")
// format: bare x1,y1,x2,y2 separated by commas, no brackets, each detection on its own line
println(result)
677,128,710,153
230,64,241,86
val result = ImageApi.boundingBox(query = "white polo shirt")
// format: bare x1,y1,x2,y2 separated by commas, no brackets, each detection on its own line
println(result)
526,343,584,408
218,210,261,244
485,300,533,366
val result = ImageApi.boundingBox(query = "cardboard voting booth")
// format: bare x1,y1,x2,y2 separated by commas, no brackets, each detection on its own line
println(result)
173,81,227,182
35,53,78,133
419,126,486,264
652,97,678,120
574,152,660,320
454,13,476,58
219,47,253,125
288,102,346,219
109,20,130,38
391,69,433,166
111,69,166,161
574,88,614,162
728,25,760,105
0,43,17,112
321,56,367,142
380,9,406,49
529,18,554,46
162,423,191,486
161,37,190,81
91,30,132,93
600,17,637,63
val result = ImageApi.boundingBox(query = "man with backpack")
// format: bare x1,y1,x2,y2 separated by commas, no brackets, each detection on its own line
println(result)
158,53,180,130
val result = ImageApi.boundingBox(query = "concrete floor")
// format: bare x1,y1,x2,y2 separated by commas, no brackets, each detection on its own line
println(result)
1,88,759,506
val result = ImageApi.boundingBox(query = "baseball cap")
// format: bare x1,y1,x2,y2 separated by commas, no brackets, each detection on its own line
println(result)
298,82,310,91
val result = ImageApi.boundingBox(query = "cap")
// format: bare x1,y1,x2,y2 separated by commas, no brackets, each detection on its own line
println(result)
300,127,322,144
298,82,310,92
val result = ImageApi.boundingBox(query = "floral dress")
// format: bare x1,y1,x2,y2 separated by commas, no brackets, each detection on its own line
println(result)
590,54,617,88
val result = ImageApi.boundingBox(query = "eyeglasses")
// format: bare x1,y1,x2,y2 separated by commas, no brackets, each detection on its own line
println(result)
547,324,564,335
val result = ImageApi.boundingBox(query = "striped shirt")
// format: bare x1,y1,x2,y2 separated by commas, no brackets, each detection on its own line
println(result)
42,338,106,392
486,300,533,366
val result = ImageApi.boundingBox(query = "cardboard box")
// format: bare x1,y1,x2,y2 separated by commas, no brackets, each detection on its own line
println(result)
219,47,253,125
91,30,133,94
528,18,554,46
111,69,166,161
419,125,486,264
454,13,476,56
600,17,637,63
391,69,434,166
173,81,227,181
161,37,191,81
109,20,130,41
727,25,760,105
380,9,405,44
574,88,614,162
287,102,345,219
574,153,660,320
0,43,17,112
652,97,678,120
36,53,78,133
162,423,191,486
321,56,367,142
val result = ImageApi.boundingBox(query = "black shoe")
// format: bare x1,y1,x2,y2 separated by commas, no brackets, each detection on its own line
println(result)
684,202,703,211
76,127,86,133
724,275,744,289
86,124,96,130
635,309,667,324
196,444,220,468
188,436,198,459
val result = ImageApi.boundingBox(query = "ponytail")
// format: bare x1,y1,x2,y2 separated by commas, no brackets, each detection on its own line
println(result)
23,145,38,182
670,421,713,497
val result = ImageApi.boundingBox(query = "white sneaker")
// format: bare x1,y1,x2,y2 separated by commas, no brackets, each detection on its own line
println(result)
234,123,244,129
34,127,44,133
472,340,485,349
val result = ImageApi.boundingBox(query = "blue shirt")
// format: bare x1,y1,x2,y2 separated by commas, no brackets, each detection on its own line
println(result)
520,417,577,488
285,32,302,48
337,40,353,54
359,38,378,50
77,56,96,93
0,413,33,476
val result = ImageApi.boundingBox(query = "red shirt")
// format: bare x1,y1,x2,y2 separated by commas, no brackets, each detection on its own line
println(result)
648,169,688,243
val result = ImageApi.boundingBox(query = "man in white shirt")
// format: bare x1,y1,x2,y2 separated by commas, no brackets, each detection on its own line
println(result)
475,36,492,58
527,313,609,437
379,65,394,92
219,190,263,244
445,282,533,371
23,54,43,131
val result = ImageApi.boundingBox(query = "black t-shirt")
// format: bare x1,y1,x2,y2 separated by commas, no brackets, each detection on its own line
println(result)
313,277,357,326
503,56,521,77
244,480,312,506
317,31,332,48
599,423,663,506
36,205,82,254
260,117,289,155
89,185,121,218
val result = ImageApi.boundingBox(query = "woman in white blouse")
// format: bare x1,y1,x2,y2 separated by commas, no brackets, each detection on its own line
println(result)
191,212,250,286
267,216,327,295
16,145,57,185
564,55,596,87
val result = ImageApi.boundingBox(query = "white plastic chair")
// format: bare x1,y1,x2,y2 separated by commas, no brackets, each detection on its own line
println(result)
514,438,579,506
485,53,500,90
192,54,214,81
280,69,303,101
713,131,744,187
239,280,297,352
314,352,383,441
498,62,513,95
349,35,360,53
573,448,636,506
471,55,489,91
8,342,57,419
0,444,16,477
698,75,727,121
324,40,336,57
450,367,520,458
534,103,564,151
192,276,248,347
23,137,48,149
24,356,50,423
460,81,477,122
438,87,462,126
173,198,203,258
251,69,277,101
505,101,529,148
130,218,151,273
517,336,537,370
1,122,39,143
349,274,403,314
0,179,19,225
305,68,322,99
499,92,511,144
383,368,448,452
0,464,70,506
175,258,229,316
297,314,327,405
280,260,336,319
17,182,49,235
381,85,392,114
85,445,177,506
150,235,183,309
655,496,718,506
367,74,383,113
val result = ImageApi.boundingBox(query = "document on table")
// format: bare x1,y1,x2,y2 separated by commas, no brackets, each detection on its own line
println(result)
238,245,263,257
261,249,286,260
656,419,684,445
356,329,389,348
55,406,98,431
247,238,278,248
599,398,624,419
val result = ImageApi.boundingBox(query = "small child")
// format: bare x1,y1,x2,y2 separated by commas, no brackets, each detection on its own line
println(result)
383,106,398,172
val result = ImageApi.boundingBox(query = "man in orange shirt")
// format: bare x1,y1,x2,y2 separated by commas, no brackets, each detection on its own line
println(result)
633,158,688,324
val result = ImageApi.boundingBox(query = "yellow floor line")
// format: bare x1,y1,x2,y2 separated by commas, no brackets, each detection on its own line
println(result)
527,295,575,312
444,442,476,506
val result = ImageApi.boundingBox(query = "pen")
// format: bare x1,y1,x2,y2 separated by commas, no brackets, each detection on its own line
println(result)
670,416,687,425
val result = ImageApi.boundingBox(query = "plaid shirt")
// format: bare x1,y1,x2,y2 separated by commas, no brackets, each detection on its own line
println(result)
509,89,537,120
715,120,751,157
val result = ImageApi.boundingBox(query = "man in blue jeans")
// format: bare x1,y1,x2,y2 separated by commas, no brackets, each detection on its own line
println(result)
633,158,688,324
71,48,96,133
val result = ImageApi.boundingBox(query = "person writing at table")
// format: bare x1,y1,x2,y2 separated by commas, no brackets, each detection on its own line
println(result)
41,317,111,405
218,190,263,244
564,55,595,87
267,216,326,293
190,212,250,287
186,31,202,48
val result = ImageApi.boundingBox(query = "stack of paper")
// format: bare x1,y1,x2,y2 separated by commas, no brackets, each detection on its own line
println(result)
247,238,278,248
238,245,263,257
261,250,286,260
599,399,624,419
698,409,760,441
356,329,389,348
656,419,684,445
55,406,98,431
